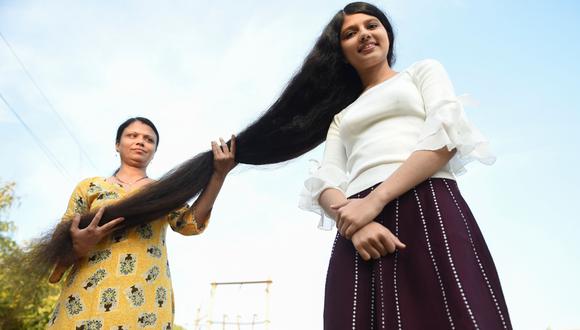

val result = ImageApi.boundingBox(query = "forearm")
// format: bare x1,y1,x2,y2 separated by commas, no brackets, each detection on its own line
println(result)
191,172,226,227
319,188,348,220
368,147,456,206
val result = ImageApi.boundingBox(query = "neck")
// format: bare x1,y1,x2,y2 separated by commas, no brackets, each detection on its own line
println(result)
357,61,396,91
116,164,147,180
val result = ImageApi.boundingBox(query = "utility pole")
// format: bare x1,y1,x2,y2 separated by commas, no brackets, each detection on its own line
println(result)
204,279,272,330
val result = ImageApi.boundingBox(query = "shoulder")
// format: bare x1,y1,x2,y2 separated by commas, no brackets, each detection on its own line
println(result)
328,110,348,132
72,176,105,191
407,58,445,72
406,58,447,76
405,59,450,84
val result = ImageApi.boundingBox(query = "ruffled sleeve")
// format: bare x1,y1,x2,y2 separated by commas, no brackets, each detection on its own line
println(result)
411,59,496,175
298,113,348,230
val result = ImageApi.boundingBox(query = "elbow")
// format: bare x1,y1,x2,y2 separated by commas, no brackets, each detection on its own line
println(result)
177,225,205,236
433,146,456,161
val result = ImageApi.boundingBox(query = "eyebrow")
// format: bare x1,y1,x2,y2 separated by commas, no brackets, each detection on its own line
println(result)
126,131,156,140
342,18,380,33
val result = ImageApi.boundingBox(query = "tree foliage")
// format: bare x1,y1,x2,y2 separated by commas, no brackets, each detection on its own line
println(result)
0,179,60,329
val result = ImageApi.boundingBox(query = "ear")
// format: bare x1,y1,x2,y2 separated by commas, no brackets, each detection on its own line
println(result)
115,143,120,153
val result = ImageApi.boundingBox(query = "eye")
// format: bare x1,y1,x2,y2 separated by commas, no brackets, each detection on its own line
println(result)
342,30,356,40
368,22,379,29
147,138,155,143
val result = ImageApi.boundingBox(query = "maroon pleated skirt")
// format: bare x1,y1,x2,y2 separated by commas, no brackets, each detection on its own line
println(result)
324,178,512,330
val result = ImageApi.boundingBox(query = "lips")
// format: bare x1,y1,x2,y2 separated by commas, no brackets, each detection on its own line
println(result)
131,148,147,154
358,42,377,53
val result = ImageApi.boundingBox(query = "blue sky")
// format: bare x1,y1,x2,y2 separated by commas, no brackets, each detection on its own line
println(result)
1,1,579,329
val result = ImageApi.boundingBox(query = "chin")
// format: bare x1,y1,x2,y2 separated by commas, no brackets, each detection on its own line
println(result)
129,159,150,167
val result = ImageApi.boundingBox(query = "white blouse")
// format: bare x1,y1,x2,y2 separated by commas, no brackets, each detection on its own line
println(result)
298,59,496,230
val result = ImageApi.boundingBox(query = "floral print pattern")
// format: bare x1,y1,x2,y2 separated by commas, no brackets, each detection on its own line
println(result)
125,284,145,307
88,249,112,265
118,254,137,276
48,177,209,329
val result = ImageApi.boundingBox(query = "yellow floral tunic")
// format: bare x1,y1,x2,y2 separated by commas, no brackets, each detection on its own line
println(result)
47,177,209,330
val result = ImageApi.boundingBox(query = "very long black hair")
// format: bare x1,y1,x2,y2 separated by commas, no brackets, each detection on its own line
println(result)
28,2,396,276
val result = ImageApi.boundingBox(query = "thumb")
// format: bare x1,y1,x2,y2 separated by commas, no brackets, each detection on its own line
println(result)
330,199,350,210
393,235,406,249
49,261,70,284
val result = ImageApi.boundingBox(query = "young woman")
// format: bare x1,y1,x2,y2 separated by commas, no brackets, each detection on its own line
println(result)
46,117,236,329
297,4,512,329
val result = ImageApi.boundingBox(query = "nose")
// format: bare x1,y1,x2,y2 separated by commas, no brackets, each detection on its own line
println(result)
359,31,371,43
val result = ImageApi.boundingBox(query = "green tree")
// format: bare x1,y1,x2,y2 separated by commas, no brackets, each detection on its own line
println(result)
0,179,60,329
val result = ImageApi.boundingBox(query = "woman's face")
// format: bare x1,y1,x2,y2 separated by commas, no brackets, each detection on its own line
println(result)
116,121,157,168
340,13,390,72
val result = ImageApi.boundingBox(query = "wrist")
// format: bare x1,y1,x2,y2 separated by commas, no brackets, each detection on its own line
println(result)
366,190,390,208
211,171,227,181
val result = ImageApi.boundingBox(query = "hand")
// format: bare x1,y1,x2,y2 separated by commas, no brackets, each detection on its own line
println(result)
211,135,237,178
48,208,124,283
332,194,385,239
351,222,406,261
70,207,125,259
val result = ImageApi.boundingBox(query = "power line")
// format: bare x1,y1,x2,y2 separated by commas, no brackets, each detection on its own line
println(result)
0,30,98,171
0,91,69,178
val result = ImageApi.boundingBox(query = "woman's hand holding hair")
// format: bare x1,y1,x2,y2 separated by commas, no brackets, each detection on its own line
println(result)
48,207,124,283
70,207,125,259
211,135,237,178
351,222,406,261
188,134,237,228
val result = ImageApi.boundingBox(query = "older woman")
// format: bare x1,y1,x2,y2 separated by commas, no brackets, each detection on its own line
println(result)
47,117,236,329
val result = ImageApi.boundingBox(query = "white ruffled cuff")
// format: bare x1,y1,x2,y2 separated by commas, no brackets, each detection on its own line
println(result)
415,95,496,175
298,160,348,230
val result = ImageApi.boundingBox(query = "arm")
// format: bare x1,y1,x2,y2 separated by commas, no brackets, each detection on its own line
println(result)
168,135,237,235
335,59,464,239
335,147,455,238
49,180,124,283
299,114,349,228
367,148,455,210
318,187,347,220
191,135,236,226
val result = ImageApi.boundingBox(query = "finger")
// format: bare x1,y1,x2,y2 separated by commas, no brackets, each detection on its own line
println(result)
230,134,237,156
211,141,222,158
339,219,349,238
99,216,125,233
90,207,105,228
357,246,371,261
371,237,388,256
70,214,81,233
219,137,229,153
330,199,350,210
393,235,407,250
385,237,397,253
48,261,70,284
360,241,380,260
367,244,381,259
344,223,358,240
378,233,394,254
